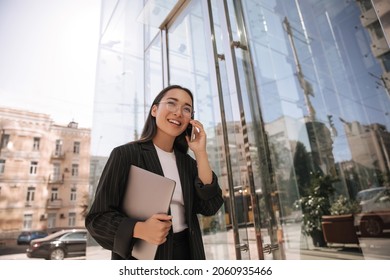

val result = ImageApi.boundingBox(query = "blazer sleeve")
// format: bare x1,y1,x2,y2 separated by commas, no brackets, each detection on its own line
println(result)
192,171,224,216
85,145,138,259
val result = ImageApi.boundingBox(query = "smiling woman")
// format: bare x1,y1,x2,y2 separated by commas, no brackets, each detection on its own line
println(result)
0,0,101,128
85,84,224,260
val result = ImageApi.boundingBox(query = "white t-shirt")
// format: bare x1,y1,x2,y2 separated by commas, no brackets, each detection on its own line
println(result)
154,144,188,233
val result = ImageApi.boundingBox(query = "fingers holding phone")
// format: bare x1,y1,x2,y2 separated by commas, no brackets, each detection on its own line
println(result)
187,122,199,142
186,120,206,149
190,124,196,142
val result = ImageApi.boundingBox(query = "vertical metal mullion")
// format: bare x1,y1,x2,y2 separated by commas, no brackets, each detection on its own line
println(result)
204,0,242,260
161,28,169,87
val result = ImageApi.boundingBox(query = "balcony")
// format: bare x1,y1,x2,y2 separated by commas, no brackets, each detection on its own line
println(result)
51,152,65,160
48,174,64,184
46,199,63,209
25,201,33,207
371,37,390,57
360,8,378,27
383,72,390,91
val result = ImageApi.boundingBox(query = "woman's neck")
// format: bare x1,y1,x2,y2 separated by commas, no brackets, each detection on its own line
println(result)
152,135,174,152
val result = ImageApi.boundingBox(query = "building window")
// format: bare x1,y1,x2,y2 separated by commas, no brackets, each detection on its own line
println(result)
26,186,35,202
1,134,9,149
51,188,58,201
68,212,76,227
55,139,62,156
33,137,40,150
383,52,390,72
0,159,5,174
70,187,77,201
73,141,80,154
372,21,385,39
47,213,56,229
359,0,373,12
23,214,33,229
30,161,38,175
71,164,79,177
53,163,61,181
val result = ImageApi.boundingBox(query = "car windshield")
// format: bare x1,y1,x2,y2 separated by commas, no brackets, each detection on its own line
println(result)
34,230,69,241
356,187,386,202
61,232,87,240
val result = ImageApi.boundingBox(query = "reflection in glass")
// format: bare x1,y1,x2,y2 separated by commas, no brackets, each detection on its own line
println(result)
240,0,390,259
167,0,232,260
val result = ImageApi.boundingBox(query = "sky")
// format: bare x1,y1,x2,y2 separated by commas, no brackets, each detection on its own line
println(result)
0,0,101,128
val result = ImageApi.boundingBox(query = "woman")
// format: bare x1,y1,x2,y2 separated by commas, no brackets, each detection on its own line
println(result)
85,85,224,260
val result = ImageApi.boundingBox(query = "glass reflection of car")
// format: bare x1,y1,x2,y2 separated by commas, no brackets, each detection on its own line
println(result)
356,187,387,204
355,187,390,237
26,229,87,260
17,231,48,245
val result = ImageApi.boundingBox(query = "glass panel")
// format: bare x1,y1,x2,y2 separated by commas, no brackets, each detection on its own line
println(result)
86,0,145,259
215,0,277,260
93,0,145,157
241,0,390,259
145,34,163,110
211,0,259,260
167,0,236,259
137,0,181,47
137,0,180,28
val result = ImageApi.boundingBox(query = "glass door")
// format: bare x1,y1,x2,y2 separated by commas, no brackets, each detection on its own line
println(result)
165,0,254,259
209,0,288,259
203,0,262,260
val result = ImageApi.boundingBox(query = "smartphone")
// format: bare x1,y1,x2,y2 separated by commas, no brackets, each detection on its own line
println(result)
190,125,196,142
187,124,196,142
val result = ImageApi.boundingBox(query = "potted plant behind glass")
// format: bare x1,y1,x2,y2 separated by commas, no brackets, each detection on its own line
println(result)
321,195,361,245
294,173,334,247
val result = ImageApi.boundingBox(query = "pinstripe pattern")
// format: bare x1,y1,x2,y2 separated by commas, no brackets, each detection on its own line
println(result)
85,141,223,260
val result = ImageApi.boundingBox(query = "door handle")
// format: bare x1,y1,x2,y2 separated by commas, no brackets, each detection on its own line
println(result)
263,244,279,254
217,54,225,61
235,243,249,252
232,41,248,50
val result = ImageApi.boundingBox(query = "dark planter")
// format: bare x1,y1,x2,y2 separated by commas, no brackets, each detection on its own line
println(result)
310,230,327,247
321,214,359,244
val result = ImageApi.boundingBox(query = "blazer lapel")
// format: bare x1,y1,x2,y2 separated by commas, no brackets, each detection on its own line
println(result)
138,141,164,176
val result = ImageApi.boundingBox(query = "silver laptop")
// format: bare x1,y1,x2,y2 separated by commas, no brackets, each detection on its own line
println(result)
122,165,176,260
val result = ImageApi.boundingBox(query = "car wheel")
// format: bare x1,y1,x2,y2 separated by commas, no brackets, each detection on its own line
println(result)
50,248,65,260
359,216,383,237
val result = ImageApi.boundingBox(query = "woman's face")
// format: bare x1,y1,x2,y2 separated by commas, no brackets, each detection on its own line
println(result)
151,88,193,139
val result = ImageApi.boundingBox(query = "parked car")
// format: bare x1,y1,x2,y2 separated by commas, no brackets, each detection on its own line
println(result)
17,230,48,245
355,187,390,237
26,229,87,260
356,187,387,204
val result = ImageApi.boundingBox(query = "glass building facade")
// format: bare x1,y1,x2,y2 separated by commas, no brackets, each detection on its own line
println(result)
89,0,390,260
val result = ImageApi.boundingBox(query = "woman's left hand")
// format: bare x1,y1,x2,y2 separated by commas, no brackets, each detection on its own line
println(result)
186,120,207,154
186,120,213,184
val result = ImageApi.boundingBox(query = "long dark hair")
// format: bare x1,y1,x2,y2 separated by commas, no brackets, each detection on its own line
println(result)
137,85,194,154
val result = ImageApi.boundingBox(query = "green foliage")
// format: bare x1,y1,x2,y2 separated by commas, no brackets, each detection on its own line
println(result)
329,195,360,215
294,173,334,236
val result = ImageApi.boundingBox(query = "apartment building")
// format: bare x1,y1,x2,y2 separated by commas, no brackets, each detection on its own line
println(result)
0,107,90,240
359,0,390,95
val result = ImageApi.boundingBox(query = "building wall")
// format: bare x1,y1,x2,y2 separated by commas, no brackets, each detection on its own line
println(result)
0,107,90,239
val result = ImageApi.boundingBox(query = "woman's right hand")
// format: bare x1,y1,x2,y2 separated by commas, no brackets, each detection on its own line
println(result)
133,213,172,245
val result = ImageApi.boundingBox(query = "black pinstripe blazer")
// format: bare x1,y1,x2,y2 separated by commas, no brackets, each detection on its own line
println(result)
85,140,224,260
